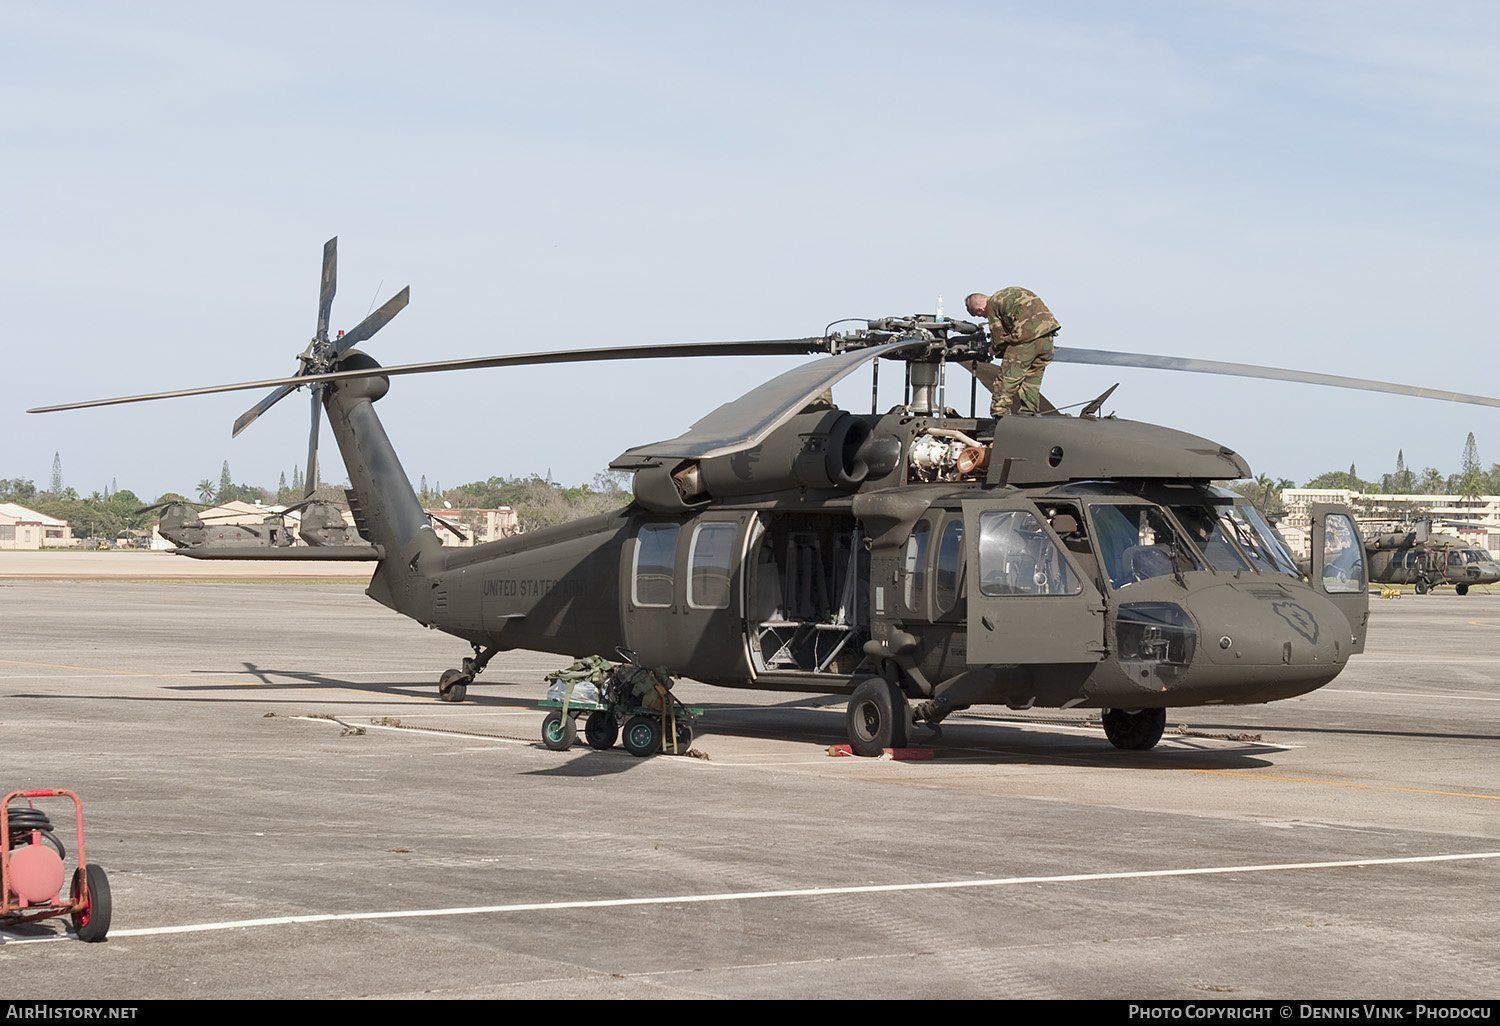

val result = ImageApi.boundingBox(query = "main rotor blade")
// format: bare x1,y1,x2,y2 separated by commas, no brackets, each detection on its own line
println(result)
1052,348,1500,409
232,381,300,438
331,285,408,356
316,237,337,341
28,339,828,415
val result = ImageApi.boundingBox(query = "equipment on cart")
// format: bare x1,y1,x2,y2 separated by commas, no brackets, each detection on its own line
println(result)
538,657,702,758
2,790,111,942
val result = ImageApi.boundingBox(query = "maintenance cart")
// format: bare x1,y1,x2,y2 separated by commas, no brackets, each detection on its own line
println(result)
2,790,111,942
537,659,701,758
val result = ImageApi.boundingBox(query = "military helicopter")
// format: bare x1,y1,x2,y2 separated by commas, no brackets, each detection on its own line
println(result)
1363,519,1500,595
32,239,1500,756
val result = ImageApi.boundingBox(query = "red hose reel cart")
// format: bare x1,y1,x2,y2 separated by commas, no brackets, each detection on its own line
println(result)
2,790,111,942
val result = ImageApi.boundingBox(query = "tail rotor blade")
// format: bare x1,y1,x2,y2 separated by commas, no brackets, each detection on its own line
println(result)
316,237,337,341
332,285,408,355
305,389,321,498
233,381,299,438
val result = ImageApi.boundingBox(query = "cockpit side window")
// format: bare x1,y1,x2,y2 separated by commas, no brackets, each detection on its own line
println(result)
977,510,1081,596
1321,513,1365,593
1087,503,1202,590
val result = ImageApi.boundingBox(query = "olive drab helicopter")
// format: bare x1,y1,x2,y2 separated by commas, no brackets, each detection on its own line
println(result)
32,239,1500,756
1363,519,1500,595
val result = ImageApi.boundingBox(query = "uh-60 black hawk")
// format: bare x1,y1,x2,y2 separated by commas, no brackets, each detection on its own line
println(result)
33,239,1500,756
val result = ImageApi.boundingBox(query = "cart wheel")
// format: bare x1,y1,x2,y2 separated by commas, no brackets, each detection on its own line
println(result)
70,864,111,943
438,668,468,703
541,710,576,751
584,711,618,750
664,719,693,755
621,715,661,758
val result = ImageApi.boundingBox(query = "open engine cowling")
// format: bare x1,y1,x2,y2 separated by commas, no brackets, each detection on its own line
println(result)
631,408,872,513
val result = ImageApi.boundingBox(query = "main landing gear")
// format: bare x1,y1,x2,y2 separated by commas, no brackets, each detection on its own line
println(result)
437,644,501,703
846,677,911,757
1101,707,1167,750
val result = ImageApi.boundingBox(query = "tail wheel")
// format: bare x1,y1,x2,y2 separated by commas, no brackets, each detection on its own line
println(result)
1101,708,1167,750
541,710,576,750
70,864,111,943
846,676,911,757
438,668,468,703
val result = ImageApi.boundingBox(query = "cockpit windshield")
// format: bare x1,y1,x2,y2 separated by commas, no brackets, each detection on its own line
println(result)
1169,505,1254,572
1087,503,1203,589
1220,504,1301,576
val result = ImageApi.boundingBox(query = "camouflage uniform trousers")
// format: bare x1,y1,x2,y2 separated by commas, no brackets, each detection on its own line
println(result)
990,333,1055,416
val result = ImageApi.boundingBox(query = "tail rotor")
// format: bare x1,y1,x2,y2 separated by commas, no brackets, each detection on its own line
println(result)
228,237,409,499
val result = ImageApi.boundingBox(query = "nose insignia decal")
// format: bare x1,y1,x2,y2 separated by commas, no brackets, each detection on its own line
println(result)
1272,601,1319,644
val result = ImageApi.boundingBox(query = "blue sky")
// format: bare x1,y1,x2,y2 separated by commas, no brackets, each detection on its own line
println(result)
4,1,1496,499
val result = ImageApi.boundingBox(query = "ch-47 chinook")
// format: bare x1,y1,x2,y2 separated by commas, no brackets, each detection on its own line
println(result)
32,240,1500,756
1363,520,1500,595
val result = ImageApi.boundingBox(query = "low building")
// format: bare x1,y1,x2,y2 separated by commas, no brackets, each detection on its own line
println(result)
0,503,76,549
424,507,521,547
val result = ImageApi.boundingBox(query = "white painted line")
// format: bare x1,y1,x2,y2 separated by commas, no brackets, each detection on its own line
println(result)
6,851,1491,944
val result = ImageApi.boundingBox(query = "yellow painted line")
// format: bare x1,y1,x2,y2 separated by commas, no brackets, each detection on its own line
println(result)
0,658,431,702
1186,768,1500,800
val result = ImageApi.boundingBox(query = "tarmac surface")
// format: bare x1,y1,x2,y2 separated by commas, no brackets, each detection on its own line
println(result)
1,554,1496,1000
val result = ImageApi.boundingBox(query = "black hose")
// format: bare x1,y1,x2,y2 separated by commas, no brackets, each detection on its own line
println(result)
6,807,66,859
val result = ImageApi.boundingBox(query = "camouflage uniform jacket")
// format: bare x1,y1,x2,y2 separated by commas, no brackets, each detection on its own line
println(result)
985,287,1060,350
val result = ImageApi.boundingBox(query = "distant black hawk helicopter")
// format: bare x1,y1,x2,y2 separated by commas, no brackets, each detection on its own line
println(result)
32,239,1500,755
1363,520,1500,595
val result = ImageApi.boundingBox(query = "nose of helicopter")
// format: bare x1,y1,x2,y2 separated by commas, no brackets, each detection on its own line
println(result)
1164,580,1352,704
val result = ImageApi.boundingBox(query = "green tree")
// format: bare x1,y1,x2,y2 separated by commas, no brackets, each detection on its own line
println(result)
1457,433,1484,500
50,452,63,494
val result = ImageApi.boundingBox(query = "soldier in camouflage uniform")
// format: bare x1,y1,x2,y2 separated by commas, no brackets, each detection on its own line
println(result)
964,288,1060,417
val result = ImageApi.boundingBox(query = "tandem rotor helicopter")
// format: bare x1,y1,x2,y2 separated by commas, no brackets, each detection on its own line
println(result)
33,239,1500,756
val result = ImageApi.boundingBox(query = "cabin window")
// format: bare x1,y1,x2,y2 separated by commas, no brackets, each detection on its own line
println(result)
1321,513,1365,593
688,523,737,610
934,519,965,614
903,521,930,610
977,510,1081,596
632,523,679,607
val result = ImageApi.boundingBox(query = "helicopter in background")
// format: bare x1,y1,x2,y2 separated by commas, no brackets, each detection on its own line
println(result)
1363,520,1500,595
32,239,1500,756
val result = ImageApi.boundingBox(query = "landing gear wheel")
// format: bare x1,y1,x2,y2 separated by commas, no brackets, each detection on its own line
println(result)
1101,707,1167,750
663,719,693,755
1415,578,1430,595
1456,583,1470,596
438,668,469,702
541,710,576,751
621,714,662,758
584,711,618,750
70,864,111,943
846,677,911,757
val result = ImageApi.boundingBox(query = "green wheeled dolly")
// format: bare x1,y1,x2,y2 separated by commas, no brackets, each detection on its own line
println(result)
537,696,701,757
